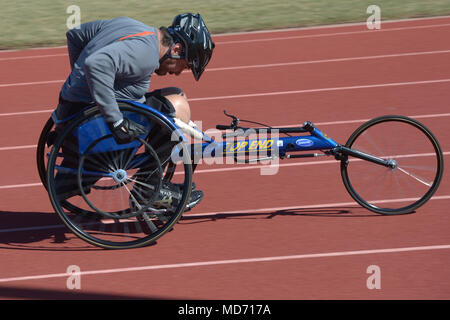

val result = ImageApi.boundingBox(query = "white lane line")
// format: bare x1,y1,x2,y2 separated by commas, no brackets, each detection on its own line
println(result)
216,23,450,45
0,108,449,152
213,15,450,36
0,46,449,68
270,112,450,129
1,16,449,54
1,193,449,234
0,53,66,62
185,195,450,218
0,148,448,187
0,243,449,283
203,112,450,136
185,151,450,175
0,182,42,189
189,79,450,102
1,74,449,120
288,112,450,127
0,145,36,151
207,49,450,72
0,159,340,190
4,75,428,104
0,132,448,186
0,46,66,54
0,79,63,88
0,109,53,117
3,47,450,88
2,16,450,59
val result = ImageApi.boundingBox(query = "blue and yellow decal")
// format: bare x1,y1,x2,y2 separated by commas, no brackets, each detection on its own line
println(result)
224,139,274,154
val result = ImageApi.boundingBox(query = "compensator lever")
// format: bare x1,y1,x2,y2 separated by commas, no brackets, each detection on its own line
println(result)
223,110,240,129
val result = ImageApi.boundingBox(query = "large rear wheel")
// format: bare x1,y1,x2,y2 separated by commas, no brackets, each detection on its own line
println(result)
46,103,192,249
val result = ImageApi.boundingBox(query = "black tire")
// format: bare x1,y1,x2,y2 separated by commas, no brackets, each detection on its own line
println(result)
341,115,444,215
46,103,192,249
36,116,55,190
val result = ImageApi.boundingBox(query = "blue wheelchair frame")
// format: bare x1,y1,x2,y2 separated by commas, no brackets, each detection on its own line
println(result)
51,99,392,178
190,124,339,161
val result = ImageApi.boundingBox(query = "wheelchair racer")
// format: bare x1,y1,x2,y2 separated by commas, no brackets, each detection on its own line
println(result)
54,13,214,211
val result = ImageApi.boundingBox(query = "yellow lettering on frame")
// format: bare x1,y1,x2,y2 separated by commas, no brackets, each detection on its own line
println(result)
249,140,258,150
238,141,248,151
231,142,240,151
264,140,273,148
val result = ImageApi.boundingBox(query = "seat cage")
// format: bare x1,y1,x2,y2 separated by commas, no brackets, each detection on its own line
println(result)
52,99,180,155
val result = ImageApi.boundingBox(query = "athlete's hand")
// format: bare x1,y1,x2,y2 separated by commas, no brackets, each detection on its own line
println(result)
108,118,146,144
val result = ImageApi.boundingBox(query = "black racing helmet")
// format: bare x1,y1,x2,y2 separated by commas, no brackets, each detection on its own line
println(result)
169,13,215,81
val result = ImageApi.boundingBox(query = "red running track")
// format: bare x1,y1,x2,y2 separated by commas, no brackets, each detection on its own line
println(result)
0,16,449,300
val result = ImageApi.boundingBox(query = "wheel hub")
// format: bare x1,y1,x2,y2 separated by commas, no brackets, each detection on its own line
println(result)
112,169,127,183
387,159,398,169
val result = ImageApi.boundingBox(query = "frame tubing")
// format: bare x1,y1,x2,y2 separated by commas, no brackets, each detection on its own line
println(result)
338,146,393,168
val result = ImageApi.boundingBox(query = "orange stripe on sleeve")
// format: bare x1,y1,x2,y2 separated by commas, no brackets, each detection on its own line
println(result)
120,31,155,41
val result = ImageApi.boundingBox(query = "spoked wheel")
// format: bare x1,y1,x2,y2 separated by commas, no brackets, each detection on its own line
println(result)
341,115,444,215
46,103,192,249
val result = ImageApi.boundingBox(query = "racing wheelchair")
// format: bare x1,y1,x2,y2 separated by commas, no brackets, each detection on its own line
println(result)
37,100,444,249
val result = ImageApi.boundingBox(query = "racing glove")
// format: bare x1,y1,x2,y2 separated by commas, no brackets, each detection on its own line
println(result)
108,118,146,144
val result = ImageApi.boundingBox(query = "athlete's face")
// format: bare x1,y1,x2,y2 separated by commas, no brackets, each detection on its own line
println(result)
155,58,189,76
155,43,190,76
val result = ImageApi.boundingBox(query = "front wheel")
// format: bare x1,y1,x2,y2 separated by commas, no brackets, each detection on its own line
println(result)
341,115,444,215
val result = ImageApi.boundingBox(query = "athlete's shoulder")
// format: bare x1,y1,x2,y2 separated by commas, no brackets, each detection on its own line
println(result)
108,16,152,28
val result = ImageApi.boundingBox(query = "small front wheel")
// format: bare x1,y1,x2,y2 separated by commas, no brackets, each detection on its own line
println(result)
341,115,444,215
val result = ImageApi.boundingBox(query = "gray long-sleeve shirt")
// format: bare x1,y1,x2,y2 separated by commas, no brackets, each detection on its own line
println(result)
60,17,160,123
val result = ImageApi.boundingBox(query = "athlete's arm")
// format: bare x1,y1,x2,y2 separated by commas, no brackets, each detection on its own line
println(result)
83,37,157,124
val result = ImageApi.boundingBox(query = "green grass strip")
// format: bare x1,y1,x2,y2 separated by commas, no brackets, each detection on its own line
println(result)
1,0,450,49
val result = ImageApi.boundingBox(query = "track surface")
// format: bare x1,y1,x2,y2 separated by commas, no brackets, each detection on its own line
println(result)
0,16,449,300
